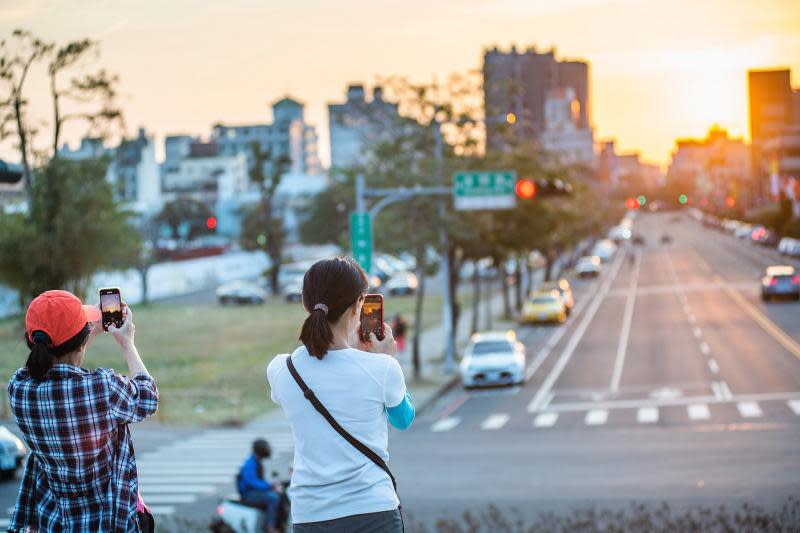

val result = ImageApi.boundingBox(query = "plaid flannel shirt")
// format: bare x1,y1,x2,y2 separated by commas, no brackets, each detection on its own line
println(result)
7,364,159,532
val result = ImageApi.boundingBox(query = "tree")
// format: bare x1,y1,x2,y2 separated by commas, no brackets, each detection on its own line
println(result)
157,196,214,240
241,142,291,295
0,158,140,305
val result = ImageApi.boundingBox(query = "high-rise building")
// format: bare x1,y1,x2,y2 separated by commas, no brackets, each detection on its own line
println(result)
328,84,400,170
748,69,793,199
212,96,322,177
483,45,590,151
540,87,595,165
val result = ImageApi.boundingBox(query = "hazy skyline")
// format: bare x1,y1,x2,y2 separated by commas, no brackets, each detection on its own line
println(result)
2,0,800,169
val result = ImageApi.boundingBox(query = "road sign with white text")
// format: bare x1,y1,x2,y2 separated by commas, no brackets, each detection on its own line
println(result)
453,171,517,210
350,211,372,274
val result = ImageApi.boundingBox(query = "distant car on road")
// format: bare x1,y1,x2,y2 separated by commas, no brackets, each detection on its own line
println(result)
0,425,27,480
734,224,754,239
608,225,632,243
216,280,267,305
591,239,617,262
383,271,418,296
521,290,567,324
778,237,800,257
540,279,574,315
660,233,672,244
632,234,646,246
751,226,779,247
761,266,800,301
460,331,526,387
282,278,303,303
576,255,602,278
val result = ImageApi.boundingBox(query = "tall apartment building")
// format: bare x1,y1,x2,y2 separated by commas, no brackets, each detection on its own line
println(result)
540,87,595,165
483,45,590,152
328,84,400,170
211,96,322,177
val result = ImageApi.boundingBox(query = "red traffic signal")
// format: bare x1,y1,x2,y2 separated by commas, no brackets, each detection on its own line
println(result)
624,198,640,210
515,179,536,200
206,216,218,230
725,196,736,208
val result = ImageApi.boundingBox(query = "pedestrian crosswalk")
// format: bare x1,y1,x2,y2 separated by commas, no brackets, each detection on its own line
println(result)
135,428,294,516
429,398,800,433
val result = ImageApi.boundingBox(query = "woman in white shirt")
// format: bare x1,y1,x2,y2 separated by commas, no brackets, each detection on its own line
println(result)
267,257,414,532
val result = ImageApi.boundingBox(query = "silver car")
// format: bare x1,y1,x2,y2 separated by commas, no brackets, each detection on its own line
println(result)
460,331,526,388
0,425,27,480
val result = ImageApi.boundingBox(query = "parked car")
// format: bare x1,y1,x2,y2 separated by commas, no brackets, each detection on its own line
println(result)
460,331,526,387
520,290,567,324
608,225,632,243
576,255,602,278
660,233,673,244
216,280,267,305
779,237,800,257
751,226,779,247
0,425,27,480
540,279,574,315
282,278,303,303
383,271,419,296
632,234,646,246
761,265,800,301
734,224,754,239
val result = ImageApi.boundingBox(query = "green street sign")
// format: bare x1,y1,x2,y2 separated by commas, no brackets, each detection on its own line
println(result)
453,171,517,210
350,211,372,274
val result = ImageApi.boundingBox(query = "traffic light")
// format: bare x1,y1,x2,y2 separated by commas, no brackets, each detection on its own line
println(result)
625,197,641,210
678,194,688,205
725,196,736,208
206,216,218,230
534,178,573,197
515,178,536,199
0,160,23,184
637,195,647,206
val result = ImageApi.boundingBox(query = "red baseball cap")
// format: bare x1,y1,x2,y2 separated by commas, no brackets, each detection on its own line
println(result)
25,290,102,347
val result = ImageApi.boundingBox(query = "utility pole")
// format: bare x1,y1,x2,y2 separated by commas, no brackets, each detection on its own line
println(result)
434,119,455,374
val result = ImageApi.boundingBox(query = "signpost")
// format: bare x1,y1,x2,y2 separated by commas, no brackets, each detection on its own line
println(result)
453,171,517,210
350,211,372,274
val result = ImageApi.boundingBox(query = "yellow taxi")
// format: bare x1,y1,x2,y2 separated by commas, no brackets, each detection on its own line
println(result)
521,290,567,324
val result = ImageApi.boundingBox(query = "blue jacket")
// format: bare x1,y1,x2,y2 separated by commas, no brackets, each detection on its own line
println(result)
238,453,272,496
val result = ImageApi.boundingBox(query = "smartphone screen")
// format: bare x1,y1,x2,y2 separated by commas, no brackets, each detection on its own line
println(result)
99,288,123,331
360,294,384,342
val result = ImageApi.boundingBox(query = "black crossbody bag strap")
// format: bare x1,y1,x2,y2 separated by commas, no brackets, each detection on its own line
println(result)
285,356,398,492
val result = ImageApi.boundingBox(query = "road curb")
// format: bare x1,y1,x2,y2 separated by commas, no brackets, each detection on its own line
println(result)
414,375,461,416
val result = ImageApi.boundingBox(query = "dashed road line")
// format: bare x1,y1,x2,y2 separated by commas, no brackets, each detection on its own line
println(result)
707,358,719,374
692,326,702,338
700,342,710,355
481,414,510,431
533,413,559,428
585,409,609,426
687,314,696,325
687,404,711,420
637,406,659,424
788,400,800,415
737,401,763,418
431,417,461,432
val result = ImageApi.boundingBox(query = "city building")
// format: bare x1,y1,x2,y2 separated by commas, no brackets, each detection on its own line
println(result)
667,126,750,209
483,45,590,151
162,135,197,177
162,141,248,198
328,84,400,170
59,137,112,160
540,87,595,166
211,96,322,177
615,152,663,191
597,140,618,188
748,69,794,200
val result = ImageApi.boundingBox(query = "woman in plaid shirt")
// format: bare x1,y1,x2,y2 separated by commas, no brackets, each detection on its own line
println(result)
7,290,159,532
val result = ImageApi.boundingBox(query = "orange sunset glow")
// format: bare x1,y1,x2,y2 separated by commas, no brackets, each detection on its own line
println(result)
1,0,799,167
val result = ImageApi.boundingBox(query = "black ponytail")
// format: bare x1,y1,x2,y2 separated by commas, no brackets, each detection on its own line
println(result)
299,257,368,359
24,324,91,381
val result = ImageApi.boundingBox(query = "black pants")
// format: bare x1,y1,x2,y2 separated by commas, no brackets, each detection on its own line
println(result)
292,508,402,533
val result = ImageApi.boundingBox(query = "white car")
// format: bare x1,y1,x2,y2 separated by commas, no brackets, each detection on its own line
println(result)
576,255,602,278
383,271,419,296
0,425,27,480
460,331,526,387
608,226,632,242
734,224,754,239
591,239,617,262
216,280,267,305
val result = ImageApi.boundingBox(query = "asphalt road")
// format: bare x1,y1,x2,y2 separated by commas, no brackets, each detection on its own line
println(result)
391,211,800,525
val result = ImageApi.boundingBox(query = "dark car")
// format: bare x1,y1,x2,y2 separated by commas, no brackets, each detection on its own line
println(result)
660,233,672,244
632,234,646,246
761,266,800,301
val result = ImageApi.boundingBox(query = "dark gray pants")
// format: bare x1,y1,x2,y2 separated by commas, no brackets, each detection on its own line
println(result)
292,508,402,533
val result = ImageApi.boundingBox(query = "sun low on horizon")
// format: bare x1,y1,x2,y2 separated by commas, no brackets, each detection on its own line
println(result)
1,0,799,168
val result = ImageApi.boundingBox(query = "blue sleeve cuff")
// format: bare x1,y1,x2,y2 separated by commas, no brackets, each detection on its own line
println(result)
387,391,415,430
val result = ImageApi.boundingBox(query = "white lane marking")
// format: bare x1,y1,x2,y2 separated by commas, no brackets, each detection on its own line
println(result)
481,414,510,430
711,381,722,400
707,358,719,374
542,391,800,412
637,406,659,424
533,413,559,428
692,326,702,338
138,485,217,494
700,342,710,355
788,400,800,415
139,475,232,484
687,314,696,325
142,494,197,504
528,253,625,412
737,401,763,418
148,505,176,516
610,248,640,394
431,417,460,432
688,404,711,420
720,381,733,400
137,466,239,474
584,409,609,426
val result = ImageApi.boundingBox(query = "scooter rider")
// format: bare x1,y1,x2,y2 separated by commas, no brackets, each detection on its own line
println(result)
238,439,281,533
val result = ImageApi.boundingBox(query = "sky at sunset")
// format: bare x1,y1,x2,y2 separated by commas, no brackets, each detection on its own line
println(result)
2,0,800,169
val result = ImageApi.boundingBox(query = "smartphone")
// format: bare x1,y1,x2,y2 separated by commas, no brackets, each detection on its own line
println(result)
99,287,124,331
360,294,384,343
